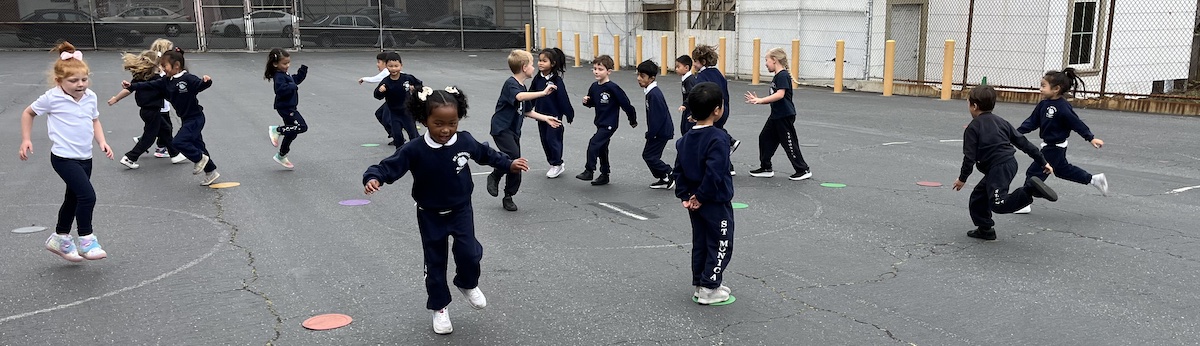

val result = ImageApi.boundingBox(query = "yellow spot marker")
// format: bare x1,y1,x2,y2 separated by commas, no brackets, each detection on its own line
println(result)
209,182,241,189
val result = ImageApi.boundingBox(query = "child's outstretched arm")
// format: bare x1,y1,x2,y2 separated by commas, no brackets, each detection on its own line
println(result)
469,136,526,172
953,125,979,191
373,81,388,100
363,147,412,193
196,75,213,93
525,110,562,128
1059,107,1102,148
744,89,785,105
1009,126,1052,175
108,89,132,106
359,69,389,85
1016,108,1039,134
292,65,309,85
517,83,556,102
618,89,638,128
18,106,35,161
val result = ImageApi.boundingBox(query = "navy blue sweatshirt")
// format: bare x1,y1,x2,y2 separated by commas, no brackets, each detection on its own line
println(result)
694,67,730,121
129,75,166,110
374,72,423,116
272,65,308,110
582,80,636,128
530,73,575,123
768,70,796,119
644,84,674,140
1017,98,1095,145
491,76,529,136
959,112,1048,182
672,126,734,204
127,71,212,119
363,131,515,210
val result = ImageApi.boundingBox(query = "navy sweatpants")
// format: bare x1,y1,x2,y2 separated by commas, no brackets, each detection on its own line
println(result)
690,202,734,289
642,137,671,179
680,110,693,137
389,109,419,143
970,159,1036,228
374,104,393,138
1026,145,1092,185
416,203,483,311
51,155,95,236
174,116,216,173
585,126,615,174
538,120,565,166
276,109,309,156
758,116,809,172
126,107,178,161
489,130,522,197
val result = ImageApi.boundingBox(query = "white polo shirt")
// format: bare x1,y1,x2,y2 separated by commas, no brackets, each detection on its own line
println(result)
29,87,98,159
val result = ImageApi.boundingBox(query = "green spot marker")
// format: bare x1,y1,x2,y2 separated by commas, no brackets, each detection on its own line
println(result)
693,295,736,306
361,144,380,147
731,203,749,209
820,182,847,188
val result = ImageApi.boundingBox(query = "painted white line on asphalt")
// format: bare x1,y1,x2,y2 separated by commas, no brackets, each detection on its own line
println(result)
1168,185,1200,194
939,139,963,143
598,202,649,221
881,141,911,146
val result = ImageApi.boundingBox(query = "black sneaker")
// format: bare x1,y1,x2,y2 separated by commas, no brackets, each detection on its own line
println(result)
649,177,671,189
502,196,518,211
486,174,500,197
387,140,395,146
967,227,997,240
1026,177,1059,202
576,170,594,181
749,167,774,178
789,171,813,181
591,173,610,186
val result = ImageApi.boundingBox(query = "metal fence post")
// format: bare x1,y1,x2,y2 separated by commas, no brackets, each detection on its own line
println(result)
1099,0,1117,96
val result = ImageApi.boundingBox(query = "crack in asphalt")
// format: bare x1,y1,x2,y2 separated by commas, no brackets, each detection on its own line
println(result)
212,192,283,345
736,272,906,344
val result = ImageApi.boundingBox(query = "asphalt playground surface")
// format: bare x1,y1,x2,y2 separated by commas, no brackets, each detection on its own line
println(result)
2,50,1199,345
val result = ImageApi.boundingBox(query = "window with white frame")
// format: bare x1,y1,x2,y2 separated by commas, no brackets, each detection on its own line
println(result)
1068,0,1100,66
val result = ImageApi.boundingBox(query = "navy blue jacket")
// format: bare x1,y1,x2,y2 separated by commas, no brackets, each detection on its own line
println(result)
582,81,636,128
530,73,575,123
491,76,529,136
1017,98,1095,145
644,85,674,140
959,112,1047,182
363,131,515,210
127,71,212,119
129,75,166,110
694,67,730,121
672,126,733,204
768,70,796,119
374,73,423,116
272,65,308,110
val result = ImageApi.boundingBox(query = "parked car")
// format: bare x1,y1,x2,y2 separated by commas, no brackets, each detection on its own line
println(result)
17,9,145,47
100,6,194,37
350,7,417,45
415,14,521,48
209,10,296,38
299,14,382,48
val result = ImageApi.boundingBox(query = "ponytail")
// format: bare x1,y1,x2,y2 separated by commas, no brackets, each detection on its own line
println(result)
1043,68,1085,96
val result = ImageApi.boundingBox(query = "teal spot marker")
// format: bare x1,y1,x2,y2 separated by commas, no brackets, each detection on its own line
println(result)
732,202,749,209
693,295,736,306
361,143,380,147
820,182,847,188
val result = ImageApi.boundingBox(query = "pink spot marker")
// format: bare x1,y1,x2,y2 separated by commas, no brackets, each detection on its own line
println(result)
339,199,371,206
916,181,943,187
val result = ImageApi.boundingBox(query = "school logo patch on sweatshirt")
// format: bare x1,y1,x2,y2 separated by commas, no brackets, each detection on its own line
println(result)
453,152,471,174
176,81,188,93
1046,106,1057,119
600,92,611,104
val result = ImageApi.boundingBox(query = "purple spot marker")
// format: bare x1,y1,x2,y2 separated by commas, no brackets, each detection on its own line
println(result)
339,199,371,206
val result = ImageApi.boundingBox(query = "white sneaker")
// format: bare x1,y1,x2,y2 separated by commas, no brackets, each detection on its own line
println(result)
432,308,453,335
695,286,731,305
193,154,209,174
170,154,188,164
201,171,220,186
1014,205,1032,214
45,233,84,262
458,286,487,310
730,170,737,176
1091,173,1109,196
119,156,140,169
546,165,564,178
268,126,281,147
77,234,108,260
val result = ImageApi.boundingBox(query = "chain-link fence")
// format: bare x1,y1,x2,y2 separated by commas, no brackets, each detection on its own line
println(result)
534,0,1200,100
0,0,531,52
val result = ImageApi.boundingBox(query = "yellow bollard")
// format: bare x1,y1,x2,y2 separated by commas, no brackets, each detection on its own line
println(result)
834,40,845,93
941,39,956,100
636,35,643,67
751,38,761,85
593,34,599,58
614,34,621,71
524,24,531,52
718,37,726,75
539,27,546,49
660,35,669,76
688,36,696,70
791,39,800,88
557,30,563,49
883,40,896,97
574,33,581,67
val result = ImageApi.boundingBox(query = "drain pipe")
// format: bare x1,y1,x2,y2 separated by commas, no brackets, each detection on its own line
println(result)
863,0,874,80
